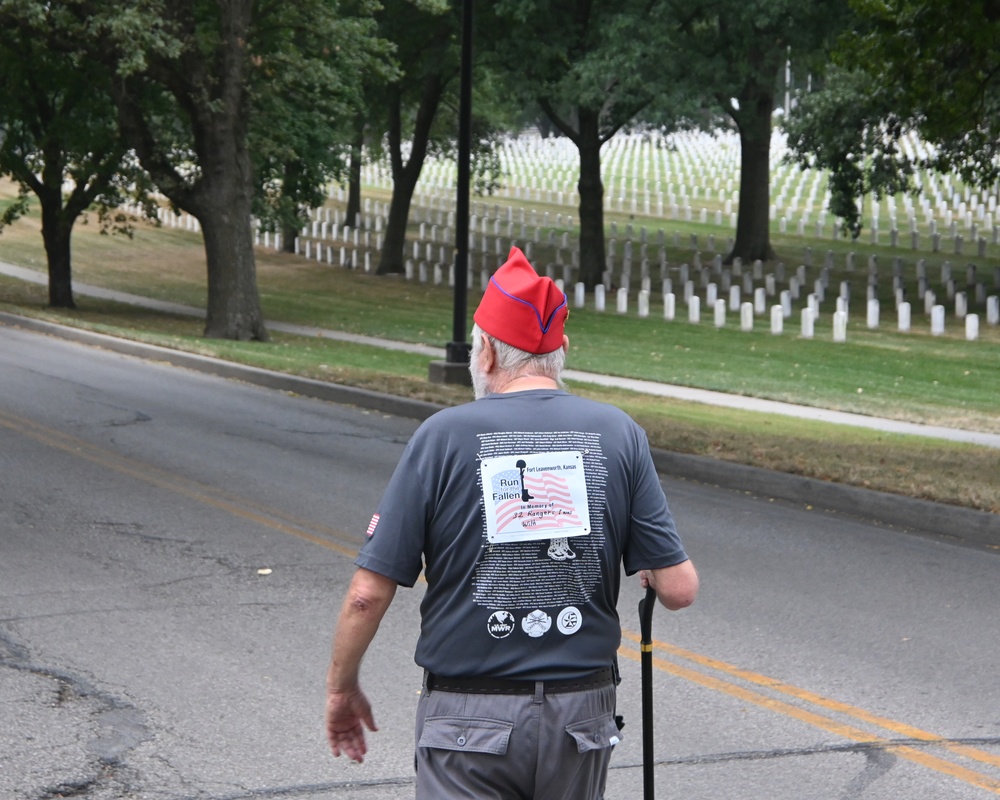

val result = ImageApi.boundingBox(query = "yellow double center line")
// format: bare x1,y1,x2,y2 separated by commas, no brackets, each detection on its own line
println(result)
6,407,999,792
618,632,1000,793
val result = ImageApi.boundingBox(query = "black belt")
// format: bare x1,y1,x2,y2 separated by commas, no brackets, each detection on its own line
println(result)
425,667,614,695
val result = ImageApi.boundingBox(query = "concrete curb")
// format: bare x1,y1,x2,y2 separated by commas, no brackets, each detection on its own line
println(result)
650,450,1000,549
3,311,997,548
0,312,444,422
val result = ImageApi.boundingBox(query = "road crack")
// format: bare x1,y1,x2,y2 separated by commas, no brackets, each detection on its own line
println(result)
0,629,150,799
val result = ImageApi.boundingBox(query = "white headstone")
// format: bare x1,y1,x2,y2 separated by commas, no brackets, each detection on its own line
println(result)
688,295,701,323
931,304,945,335
770,306,783,335
714,299,726,327
663,292,676,321
966,313,979,341
898,302,911,332
801,307,815,338
595,285,606,312
780,290,792,318
574,282,586,308
616,288,629,314
833,310,848,342
867,299,879,329
740,302,753,332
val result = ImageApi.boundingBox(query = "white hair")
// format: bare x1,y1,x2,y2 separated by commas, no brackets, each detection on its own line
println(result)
469,324,566,398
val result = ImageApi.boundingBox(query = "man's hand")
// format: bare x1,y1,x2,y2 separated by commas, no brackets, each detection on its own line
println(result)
326,685,377,763
324,568,397,762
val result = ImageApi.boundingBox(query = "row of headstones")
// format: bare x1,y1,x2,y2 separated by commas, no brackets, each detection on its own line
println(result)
519,129,1000,229
253,189,1000,305
406,179,1000,262
399,129,1000,257
277,195,1000,328
603,262,1000,308
187,180,999,336
391,256,997,342
600,247,1000,297
316,178,1000,258
570,282,996,341
589,270,1000,325
318,185,579,236
421,227,1000,337
157,207,201,232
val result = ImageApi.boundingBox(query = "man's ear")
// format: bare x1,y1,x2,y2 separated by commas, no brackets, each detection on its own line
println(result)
480,332,495,372
562,334,570,353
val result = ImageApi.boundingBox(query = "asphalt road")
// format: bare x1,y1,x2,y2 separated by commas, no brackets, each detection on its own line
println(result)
2,324,999,800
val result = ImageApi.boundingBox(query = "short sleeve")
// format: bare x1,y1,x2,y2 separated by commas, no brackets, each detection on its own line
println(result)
622,428,688,574
354,435,431,587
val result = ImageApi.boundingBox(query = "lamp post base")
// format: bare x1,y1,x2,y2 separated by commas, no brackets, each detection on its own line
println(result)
428,359,472,386
429,341,472,386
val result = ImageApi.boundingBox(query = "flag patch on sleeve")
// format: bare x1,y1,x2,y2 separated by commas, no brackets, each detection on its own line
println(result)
365,513,380,537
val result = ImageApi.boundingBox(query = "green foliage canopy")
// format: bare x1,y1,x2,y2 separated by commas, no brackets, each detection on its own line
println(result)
785,0,1000,237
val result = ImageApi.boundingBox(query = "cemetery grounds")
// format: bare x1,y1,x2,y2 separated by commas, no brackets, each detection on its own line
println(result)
0,129,998,513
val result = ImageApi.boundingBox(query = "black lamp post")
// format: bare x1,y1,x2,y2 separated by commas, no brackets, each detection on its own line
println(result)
429,0,474,386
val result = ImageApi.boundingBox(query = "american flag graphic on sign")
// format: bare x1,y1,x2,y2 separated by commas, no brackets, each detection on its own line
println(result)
481,451,590,544
494,470,583,532
366,513,380,537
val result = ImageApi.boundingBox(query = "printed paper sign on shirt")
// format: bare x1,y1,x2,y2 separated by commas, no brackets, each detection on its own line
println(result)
480,451,591,543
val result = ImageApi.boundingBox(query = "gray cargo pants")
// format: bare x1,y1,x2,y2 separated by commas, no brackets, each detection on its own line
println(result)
414,679,620,799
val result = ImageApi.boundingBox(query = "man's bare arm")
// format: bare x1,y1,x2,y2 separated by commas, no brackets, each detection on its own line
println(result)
325,567,398,763
640,559,699,610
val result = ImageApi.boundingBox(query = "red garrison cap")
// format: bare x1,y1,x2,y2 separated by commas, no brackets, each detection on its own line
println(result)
474,246,568,354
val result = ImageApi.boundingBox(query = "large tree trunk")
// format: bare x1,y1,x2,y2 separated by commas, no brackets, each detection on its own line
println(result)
200,202,265,340
377,77,444,275
345,115,364,229
727,80,778,264
281,160,302,254
378,167,420,274
197,131,268,340
575,108,607,289
39,195,75,309
281,219,299,254
108,0,267,341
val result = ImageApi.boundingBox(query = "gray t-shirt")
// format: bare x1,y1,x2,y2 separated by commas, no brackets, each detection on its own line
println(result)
356,389,688,680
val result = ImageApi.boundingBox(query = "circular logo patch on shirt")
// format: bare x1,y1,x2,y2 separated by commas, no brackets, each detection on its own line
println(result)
521,610,552,638
487,610,516,639
557,606,582,635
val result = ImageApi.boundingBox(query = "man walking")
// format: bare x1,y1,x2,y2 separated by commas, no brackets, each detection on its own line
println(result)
325,246,698,799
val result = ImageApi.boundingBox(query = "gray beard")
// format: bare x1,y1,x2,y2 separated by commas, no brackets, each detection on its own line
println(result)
469,359,491,400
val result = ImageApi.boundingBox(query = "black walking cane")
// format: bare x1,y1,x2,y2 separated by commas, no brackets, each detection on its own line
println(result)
638,585,656,800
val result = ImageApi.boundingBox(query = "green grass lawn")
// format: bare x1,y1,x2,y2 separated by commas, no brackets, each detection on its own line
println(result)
1,180,998,512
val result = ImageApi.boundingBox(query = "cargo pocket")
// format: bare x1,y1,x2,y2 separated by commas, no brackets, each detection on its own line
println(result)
418,716,514,755
565,714,623,753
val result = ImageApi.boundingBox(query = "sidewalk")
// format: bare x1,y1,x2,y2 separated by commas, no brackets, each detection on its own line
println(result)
5,260,998,449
